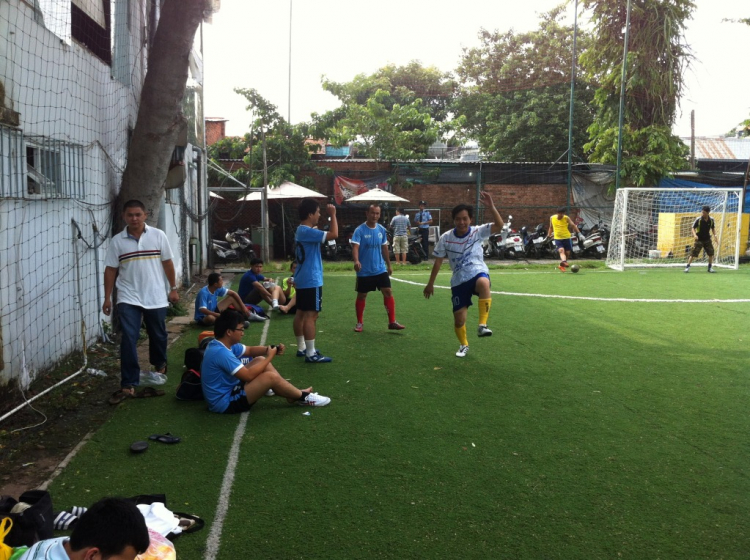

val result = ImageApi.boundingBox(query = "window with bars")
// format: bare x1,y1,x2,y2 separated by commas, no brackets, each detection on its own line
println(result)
0,127,85,199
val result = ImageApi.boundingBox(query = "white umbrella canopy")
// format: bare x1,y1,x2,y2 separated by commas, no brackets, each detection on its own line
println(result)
345,187,409,203
237,181,326,201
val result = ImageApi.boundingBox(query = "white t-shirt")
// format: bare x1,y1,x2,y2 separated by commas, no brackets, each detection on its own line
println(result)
18,537,68,560
433,224,492,287
104,225,174,309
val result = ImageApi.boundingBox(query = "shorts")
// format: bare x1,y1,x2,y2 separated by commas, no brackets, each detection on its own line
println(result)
296,286,323,312
690,239,714,258
242,288,263,305
223,383,254,414
393,235,408,253
554,239,573,252
451,272,490,312
355,272,391,293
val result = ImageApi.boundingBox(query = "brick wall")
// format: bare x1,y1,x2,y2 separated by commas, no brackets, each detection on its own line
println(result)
206,120,226,146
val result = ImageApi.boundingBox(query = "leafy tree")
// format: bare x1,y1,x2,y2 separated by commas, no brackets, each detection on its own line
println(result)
119,0,212,225
208,88,321,191
580,0,694,186
453,6,595,162
311,62,451,160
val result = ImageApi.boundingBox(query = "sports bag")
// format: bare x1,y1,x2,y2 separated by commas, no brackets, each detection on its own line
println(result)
176,347,204,401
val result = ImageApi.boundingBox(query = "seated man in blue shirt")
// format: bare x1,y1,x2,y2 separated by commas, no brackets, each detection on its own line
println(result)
194,272,252,326
237,258,286,310
201,309,331,413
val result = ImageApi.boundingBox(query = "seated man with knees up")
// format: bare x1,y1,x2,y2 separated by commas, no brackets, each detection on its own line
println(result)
18,497,149,560
194,272,252,326
278,261,297,314
237,258,286,311
201,309,331,413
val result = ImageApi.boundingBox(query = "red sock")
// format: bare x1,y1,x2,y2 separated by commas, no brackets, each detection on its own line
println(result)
356,298,366,323
384,296,396,323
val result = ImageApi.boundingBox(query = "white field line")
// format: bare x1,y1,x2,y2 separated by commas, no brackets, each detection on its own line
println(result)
204,318,271,560
390,277,750,304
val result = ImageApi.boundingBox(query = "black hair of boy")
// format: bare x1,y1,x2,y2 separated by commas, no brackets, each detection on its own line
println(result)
207,272,221,286
452,204,473,220
250,257,264,266
214,309,246,339
68,498,149,557
557,206,566,214
298,198,320,221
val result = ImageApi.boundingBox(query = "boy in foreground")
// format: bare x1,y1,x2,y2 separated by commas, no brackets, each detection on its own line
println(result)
19,498,149,560
424,192,504,357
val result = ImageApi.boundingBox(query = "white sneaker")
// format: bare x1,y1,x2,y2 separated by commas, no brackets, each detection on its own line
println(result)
684,267,690,273
477,325,493,337
248,313,268,322
265,388,275,397
297,392,331,407
456,345,469,358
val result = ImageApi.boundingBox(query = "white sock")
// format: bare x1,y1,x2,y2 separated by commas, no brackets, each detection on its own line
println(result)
296,335,305,351
272,299,278,307
305,339,316,357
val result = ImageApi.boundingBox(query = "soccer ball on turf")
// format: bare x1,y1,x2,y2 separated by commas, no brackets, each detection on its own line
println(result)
570,264,580,273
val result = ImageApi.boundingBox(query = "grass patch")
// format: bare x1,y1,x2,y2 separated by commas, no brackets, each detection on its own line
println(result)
49,266,750,559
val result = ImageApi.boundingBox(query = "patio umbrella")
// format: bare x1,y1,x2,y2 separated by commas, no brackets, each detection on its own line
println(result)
345,187,410,203
238,182,327,256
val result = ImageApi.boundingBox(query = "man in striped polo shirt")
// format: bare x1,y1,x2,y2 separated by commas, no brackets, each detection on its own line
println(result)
102,200,179,404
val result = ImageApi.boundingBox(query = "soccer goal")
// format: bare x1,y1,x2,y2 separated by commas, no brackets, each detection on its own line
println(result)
606,188,743,271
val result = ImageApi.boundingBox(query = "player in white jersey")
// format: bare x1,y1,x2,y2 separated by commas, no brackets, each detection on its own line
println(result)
424,191,504,357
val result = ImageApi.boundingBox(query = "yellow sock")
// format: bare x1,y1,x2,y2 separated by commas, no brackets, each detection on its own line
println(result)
454,325,468,346
478,298,492,326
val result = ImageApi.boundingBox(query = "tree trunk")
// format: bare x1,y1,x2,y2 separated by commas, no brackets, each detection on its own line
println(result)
117,0,211,227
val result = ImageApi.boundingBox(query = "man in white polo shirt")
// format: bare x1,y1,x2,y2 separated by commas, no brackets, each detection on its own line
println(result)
102,200,179,404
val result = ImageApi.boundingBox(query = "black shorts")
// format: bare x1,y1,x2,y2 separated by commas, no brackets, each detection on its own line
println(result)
296,287,323,312
223,383,254,414
242,288,263,305
355,272,391,293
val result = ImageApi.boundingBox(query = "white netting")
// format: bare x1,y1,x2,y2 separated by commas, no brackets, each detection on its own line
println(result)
606,188,742,271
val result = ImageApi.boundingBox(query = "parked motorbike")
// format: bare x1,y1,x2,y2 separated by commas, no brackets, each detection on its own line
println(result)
499,216,524,259
224,228,256,260
321,218,339,260
520,224,548,259
576,229,606,258
211,239,240,261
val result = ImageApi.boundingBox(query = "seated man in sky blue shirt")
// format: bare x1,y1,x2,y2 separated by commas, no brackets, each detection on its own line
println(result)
194,272,251,325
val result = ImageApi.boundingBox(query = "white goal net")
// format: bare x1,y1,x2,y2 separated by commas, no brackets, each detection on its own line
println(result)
606,188,743,271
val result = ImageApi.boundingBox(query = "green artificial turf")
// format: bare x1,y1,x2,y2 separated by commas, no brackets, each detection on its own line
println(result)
50,265,750,559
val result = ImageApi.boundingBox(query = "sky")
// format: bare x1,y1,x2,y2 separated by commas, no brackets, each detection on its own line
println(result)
202,0,750,140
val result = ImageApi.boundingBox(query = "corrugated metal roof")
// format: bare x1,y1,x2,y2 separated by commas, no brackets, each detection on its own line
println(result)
680,136,750,160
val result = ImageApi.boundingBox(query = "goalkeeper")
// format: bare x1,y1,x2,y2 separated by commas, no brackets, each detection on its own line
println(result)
684,205,718,273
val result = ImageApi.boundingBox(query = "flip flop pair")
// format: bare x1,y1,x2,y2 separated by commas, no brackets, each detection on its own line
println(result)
130,433,180,453
108,387,135,405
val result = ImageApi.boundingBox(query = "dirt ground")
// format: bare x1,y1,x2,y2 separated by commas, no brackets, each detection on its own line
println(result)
0,273,217,498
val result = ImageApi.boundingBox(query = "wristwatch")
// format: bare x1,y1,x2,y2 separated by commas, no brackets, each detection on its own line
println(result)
170,286,178,291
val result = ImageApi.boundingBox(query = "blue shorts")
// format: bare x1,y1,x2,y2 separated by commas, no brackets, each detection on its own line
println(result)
554,239,573,252
451,273,490,312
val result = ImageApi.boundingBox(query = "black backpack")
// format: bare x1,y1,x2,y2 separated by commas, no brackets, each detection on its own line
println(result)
176,345,207,401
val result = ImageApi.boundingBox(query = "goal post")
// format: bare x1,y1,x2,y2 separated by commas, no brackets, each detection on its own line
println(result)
606,188,743,271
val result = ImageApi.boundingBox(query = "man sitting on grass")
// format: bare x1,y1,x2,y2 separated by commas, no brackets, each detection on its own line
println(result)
18,497,149,560
237,258,286,311
201,309,331,413
194,272,254,326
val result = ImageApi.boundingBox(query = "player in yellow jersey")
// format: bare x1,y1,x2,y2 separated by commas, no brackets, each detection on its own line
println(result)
549,207,582,272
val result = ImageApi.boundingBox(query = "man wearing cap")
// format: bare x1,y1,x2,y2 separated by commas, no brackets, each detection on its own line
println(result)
415,201,432,256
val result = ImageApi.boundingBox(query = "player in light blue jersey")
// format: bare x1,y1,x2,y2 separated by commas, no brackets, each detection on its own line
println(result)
424,191,504,357
351,204,405,332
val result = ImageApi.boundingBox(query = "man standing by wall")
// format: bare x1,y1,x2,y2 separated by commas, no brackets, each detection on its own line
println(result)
389,207,411,265
352,204,405,333
102,200,179,404
415,201,433,256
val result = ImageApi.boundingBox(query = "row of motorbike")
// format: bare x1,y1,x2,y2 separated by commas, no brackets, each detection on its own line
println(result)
321,223,429,264
482,216,611,260
211,228,256,261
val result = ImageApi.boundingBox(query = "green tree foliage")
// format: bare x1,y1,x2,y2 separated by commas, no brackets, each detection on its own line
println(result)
312,62,451,160
453,6,595,162
580,0,694,186
208,88,322,191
